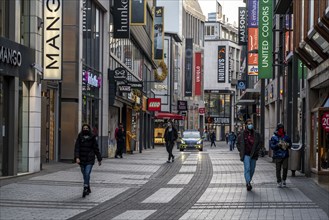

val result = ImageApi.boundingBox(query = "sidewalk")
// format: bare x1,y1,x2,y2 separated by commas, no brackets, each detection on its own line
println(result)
0,142,328,220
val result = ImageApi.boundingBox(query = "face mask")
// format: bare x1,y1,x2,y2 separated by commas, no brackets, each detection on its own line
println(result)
247,124,253,130
82,130,89,135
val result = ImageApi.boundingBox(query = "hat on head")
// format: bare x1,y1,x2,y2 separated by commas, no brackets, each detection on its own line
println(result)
276,123,284,130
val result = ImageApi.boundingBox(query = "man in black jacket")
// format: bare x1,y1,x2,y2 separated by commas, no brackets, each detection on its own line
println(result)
75,124,102,198
164,122,178,163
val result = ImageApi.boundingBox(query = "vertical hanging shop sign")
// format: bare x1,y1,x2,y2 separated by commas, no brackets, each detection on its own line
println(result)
247,0,259,76
258,0,273,79
238,7,247,45
217,46,226,82
113,0,130,38
44,0,62,80
185,38,193,97
130,0,146,25
195,52,202,96
153,7,164,60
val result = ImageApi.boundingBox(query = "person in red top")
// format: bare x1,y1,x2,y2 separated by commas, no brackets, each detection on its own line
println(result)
237,119,262,191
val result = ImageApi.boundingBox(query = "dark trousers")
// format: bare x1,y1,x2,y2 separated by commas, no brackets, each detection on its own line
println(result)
166,142,174,160
275,158,288,183
211,140,216,147
116,142,124,157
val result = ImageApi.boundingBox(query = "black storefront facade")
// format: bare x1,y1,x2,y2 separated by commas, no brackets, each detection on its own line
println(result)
0,37,36,176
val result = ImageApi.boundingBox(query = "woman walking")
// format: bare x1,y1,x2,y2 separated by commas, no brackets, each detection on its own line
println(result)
74,124,102,197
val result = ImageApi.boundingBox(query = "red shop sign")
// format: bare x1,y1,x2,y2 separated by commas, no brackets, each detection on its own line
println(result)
321,112,329,132
199,108,205,114
148,98,161,111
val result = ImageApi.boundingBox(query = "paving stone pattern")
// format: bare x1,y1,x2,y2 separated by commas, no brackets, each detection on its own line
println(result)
0,142,328,220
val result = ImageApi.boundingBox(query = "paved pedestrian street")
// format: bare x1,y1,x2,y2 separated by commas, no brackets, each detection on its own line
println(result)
0,142,328,220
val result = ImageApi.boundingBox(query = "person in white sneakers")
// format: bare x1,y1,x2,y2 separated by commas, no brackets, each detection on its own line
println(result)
270,123,292,187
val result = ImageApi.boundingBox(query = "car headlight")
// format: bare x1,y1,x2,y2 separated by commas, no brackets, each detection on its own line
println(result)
181,139,186,144
196,139,202,144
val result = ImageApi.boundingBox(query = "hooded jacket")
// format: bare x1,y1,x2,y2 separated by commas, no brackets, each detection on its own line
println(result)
270,124,292,159
74,124,102,165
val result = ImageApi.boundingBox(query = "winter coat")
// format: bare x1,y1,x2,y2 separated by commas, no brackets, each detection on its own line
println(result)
229,133,237,142
74,132,102,165
164,127,178,143
270,132,292,159
115,128,126,143
236,129,262,161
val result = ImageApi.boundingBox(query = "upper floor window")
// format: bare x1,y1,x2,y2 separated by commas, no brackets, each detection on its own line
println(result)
206,25,215,36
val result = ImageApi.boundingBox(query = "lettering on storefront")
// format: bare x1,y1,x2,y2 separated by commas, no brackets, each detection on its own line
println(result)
44,0,62,80
0,46,22,67
118,85,131,92
148,98,161,111
207,117,230,124
217,46,226,82
238,7,247,45
113,67,127,80
113,0,130,38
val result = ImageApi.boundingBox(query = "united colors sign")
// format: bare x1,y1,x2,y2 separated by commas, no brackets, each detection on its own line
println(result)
258,0,273,79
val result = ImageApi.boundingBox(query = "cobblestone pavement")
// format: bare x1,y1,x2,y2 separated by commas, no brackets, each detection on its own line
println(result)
0,142,328,220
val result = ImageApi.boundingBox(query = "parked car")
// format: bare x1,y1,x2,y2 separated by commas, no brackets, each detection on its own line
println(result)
179,130,203,151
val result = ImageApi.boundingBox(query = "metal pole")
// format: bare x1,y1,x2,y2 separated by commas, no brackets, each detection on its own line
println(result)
261,79,265,145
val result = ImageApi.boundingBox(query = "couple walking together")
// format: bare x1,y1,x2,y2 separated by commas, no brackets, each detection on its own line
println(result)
237,119,291,191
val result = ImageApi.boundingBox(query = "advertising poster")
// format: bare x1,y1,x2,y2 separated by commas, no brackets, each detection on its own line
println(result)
153,7,164,60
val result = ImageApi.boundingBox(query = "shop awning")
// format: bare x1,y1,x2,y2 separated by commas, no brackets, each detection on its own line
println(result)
155,112,185,120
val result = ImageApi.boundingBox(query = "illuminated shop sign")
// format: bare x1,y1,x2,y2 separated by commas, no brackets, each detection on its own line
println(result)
44,0,62,80
83,70,101,88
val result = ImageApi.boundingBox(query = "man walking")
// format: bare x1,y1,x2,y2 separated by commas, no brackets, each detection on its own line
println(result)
270,123,292,187
237,119,262,191
210,131,216,147
164,122,178,163
229,131,237,151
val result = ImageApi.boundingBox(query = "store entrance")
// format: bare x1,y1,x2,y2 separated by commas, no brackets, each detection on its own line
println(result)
0,76,5,176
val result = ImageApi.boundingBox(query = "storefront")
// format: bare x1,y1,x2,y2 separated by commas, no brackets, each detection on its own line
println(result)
310,104,329,174
205,91,234,141
0,37,36,176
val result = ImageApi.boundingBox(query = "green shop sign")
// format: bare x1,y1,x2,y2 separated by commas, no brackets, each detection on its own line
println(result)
258,0,273,79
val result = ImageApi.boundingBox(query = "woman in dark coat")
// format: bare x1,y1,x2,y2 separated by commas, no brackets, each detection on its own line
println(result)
74,124,102,197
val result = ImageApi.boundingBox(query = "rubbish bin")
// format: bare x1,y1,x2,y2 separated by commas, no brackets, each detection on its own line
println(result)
130,139,136,153
288,143,302,176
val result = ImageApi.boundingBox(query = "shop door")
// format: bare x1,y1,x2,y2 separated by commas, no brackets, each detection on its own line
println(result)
46,89,57,162
0,76,5,176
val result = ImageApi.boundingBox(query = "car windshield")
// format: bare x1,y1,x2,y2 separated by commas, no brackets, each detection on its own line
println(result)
183,132,200,138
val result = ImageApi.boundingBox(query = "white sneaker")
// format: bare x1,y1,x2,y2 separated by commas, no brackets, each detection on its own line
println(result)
282,180,286,187
277,182,282,187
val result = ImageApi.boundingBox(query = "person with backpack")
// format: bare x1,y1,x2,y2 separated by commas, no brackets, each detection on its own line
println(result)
74,124,102,198
270,123,292,187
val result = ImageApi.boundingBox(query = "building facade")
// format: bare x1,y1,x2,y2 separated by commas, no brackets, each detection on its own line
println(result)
204,21,241,141
0,0,42,176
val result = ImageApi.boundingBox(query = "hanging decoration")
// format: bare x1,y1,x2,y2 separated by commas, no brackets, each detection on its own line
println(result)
154,60,168,82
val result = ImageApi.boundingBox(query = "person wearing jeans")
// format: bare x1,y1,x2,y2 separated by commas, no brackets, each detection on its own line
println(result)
237,119,262,191
75,124,102,198
270,123,291,187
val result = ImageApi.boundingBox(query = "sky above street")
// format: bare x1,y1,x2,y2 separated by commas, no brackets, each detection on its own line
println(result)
198,0,246,24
